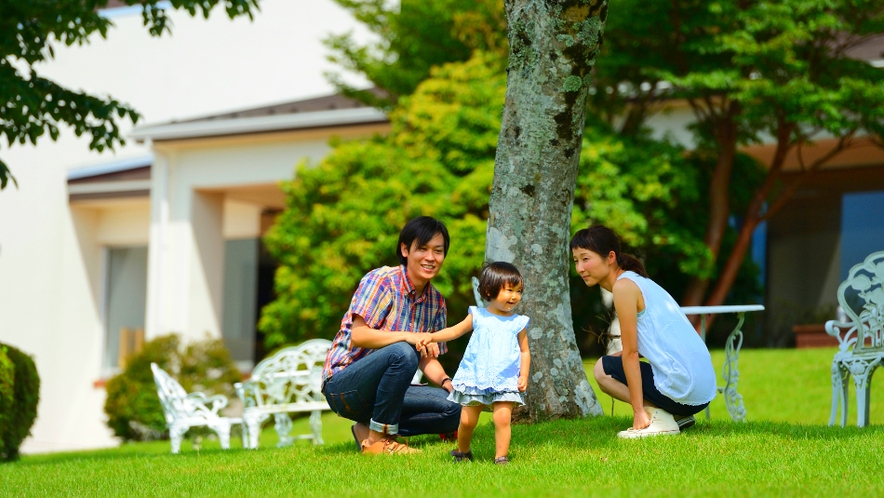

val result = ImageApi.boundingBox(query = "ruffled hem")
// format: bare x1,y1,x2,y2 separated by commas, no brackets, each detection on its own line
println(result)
448,389,525,407
453,382,520,395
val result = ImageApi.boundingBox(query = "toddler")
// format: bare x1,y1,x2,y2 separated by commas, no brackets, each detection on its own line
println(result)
417,261,530,464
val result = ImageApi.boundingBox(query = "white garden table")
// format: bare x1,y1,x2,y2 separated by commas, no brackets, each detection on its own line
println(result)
680,304,765,422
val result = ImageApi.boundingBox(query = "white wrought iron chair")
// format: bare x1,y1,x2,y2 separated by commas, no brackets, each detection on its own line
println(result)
235,339,332,449
825,250,884,427
150,362,244,453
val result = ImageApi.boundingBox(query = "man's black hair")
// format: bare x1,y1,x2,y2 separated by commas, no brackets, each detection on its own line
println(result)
397,216,450,265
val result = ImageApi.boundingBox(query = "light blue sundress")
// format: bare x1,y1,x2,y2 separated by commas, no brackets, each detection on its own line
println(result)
448,306,530,407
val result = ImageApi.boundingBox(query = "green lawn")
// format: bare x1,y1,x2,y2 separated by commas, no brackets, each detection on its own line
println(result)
2,347,883,498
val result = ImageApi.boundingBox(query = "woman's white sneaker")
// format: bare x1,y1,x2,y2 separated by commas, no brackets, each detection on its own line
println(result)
617,407,681,439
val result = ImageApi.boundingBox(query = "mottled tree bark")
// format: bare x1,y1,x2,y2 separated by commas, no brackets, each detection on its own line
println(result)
485,0,608,421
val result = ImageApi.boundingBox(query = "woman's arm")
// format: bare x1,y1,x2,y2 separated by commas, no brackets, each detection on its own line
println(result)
517,328,531,392
613,278,650,430
350,315,422,348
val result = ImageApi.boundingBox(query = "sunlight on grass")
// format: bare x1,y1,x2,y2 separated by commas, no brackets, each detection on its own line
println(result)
3,347,884,497
586,347,884,426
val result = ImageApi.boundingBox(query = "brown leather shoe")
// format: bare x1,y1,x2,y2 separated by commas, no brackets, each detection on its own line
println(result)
361,436,421,455
351,423,369,451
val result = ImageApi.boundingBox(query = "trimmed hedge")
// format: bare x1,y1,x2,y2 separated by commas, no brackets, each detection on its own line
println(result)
0,343,40,462
103,334,240,441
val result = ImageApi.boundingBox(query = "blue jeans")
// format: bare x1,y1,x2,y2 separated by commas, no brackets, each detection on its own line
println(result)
322,342,461,436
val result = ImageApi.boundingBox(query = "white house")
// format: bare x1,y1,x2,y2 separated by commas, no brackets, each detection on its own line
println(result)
0,0,374,453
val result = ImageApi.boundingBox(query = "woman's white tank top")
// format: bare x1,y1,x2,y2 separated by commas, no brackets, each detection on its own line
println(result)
618,271,717,405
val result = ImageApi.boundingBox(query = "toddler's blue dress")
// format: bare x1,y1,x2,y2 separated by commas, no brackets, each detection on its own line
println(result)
448,306,530,407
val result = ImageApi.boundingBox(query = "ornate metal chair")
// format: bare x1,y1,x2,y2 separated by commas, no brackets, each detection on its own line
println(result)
150,362,244,453
235,339,332,449
825,251,884,427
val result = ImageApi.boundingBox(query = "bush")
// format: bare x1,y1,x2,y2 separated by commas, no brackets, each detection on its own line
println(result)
0,349,13,456
0,343,40,462
103,334,241,442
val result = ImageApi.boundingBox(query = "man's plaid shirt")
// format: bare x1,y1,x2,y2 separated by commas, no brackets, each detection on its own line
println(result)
322,265,448,383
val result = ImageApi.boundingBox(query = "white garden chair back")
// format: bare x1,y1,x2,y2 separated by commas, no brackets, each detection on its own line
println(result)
150,362,243,453
825,250,884,427
235,338,332,448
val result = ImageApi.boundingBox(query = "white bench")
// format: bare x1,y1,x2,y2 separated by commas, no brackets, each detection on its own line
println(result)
151,362,244,454
825,250,884,427
235,339,332,449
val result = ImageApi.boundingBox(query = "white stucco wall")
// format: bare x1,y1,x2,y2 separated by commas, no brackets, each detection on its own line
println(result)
145,134,339,345
0,0,369,453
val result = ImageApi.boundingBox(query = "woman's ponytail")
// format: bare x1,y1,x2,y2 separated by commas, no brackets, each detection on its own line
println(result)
619,253,648,278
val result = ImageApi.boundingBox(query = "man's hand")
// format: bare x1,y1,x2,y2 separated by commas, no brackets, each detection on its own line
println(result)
414,335,431,351
418,341,440,358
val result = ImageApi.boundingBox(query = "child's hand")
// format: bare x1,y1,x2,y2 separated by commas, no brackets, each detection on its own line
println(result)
518,375,528,392
415,335,432,351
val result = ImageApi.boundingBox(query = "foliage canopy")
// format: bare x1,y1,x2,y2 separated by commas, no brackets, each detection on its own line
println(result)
324,0,506,109
593,0,884,309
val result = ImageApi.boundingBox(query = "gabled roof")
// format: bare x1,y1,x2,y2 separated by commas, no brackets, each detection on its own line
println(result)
130,91,389,143
76,91,388,199
177,92,378,122
67,155,153,201
844,34,884,64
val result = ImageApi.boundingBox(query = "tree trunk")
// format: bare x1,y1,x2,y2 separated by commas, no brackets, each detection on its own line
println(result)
703,122,851,310
485,0,608,422
704,215,759,308
682,110,738,309
701,121,793,309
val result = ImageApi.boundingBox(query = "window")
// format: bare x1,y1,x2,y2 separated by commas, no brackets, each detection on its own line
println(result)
104,246,148,369
223,239,259,369
841,190,884,281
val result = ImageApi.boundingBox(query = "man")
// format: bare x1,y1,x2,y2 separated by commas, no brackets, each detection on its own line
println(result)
321,216,461,454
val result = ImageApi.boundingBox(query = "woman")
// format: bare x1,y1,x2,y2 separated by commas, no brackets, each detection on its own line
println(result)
571,225,716,438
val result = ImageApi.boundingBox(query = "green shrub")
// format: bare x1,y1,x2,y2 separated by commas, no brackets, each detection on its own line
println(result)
0,343,40,462
0,349,13,455
103,334,241,442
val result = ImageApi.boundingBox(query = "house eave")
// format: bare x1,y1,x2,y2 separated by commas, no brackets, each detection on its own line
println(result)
67,155,153,181
129,107,389,143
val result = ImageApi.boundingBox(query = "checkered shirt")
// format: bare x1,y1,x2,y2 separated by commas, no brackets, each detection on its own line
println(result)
322,265,448,382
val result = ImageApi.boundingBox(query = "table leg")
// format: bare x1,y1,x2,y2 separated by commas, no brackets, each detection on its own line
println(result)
720,312,748,422
700,315,711,420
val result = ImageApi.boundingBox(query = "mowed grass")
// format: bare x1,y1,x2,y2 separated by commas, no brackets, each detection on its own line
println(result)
2,347,883,498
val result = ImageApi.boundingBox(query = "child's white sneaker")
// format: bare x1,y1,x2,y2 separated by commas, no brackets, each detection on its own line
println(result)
617,407,680,439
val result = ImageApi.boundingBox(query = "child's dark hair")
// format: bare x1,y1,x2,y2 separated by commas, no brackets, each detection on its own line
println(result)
569,225,649,278
397,216,450,265
477,261,524,301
